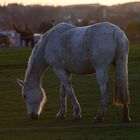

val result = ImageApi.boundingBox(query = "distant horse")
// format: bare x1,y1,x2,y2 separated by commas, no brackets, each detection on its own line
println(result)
17,22,130,122
0,34,10,47
12,23,34,48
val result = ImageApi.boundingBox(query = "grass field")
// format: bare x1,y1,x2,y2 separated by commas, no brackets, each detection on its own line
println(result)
0,45,140,140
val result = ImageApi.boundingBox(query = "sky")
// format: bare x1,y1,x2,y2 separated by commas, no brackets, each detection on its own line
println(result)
1,0,140,6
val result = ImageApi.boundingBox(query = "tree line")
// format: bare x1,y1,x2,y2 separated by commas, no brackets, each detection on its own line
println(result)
0,2,140,44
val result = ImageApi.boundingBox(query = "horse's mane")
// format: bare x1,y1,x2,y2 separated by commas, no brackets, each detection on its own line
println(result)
25,31,49,78
32,31,49,55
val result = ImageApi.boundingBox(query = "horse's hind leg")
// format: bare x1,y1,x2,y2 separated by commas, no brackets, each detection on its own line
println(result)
123,104,131,123
56,83,67,119
53,68,81,120
95,67,109,122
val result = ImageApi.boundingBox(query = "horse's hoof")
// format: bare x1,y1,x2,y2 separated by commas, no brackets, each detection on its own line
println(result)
123,117,131,123
73,114,82,120
56,113,65,120
94,116,104,123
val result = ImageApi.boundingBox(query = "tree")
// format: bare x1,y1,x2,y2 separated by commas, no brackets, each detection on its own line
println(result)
125,21,140,44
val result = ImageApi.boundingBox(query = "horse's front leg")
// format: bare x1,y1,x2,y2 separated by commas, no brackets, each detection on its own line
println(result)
53,68,81,120
95,68,109,122
56,84,67,119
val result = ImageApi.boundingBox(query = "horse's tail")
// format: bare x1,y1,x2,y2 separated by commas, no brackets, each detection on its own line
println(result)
114,30,130,106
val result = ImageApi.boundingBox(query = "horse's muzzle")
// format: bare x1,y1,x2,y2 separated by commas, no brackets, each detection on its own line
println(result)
29,113,39,120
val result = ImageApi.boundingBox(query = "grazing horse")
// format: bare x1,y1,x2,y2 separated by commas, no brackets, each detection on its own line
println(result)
17,22,130,122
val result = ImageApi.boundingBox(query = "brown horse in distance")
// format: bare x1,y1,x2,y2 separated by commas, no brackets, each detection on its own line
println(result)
12,23,34,48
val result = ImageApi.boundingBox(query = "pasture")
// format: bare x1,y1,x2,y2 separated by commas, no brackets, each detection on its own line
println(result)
0,45,140,139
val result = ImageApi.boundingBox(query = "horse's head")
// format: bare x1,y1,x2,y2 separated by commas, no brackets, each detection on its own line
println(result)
17,79,46,119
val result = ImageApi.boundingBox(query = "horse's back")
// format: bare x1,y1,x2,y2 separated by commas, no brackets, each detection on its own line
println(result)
44,22,126,74
49,23,75,35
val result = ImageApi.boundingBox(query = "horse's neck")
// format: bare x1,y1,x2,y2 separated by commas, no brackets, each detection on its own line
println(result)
25,53,46,87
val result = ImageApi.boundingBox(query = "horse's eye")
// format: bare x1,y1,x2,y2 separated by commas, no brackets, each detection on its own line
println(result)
23,95,26,99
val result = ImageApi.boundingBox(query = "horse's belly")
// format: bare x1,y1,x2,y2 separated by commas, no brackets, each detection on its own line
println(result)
65,60,95,74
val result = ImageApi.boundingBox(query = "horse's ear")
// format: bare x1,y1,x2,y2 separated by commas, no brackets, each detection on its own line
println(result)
17,79,25,87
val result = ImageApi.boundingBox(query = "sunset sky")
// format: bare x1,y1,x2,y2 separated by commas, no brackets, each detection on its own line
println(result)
1,0,140,6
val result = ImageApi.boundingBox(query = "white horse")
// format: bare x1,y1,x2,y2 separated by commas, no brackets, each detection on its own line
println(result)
17,22,130,122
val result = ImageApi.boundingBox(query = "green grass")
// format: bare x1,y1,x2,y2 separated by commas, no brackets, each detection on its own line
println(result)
0,45,140,139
